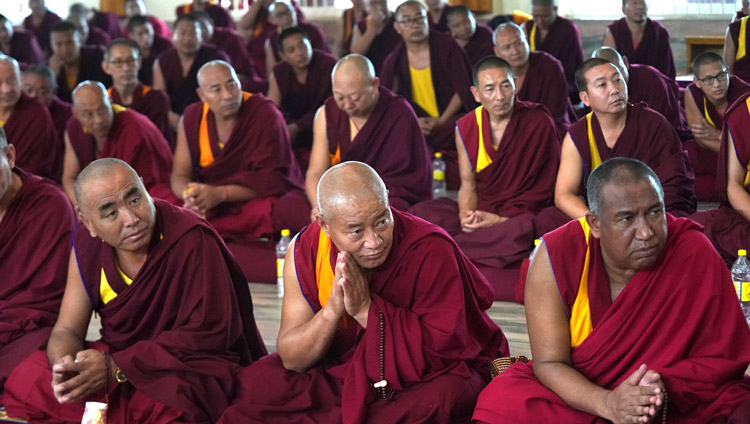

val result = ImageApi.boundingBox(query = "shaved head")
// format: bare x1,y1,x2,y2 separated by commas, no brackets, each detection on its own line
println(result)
75,158,139,212
0,55,22,109
395,0,425,18
72,81,113,141
493,22,524,42
317,162,388,220
0,55,21,81
331,55,379,118
592,46,628,82
197,60,238,86
72,80,109,105
332,54,375,83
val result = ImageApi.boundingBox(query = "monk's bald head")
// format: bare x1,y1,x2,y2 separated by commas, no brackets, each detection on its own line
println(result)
197,60,239,87
493,23,529,69
72,80,109,106
75,158,138,212
197,60,242,118
332,54,375,84
0,55,22,109
331,55,379,118
592,47,628,82
317,162,388,221
493,22,524,42
72,81,114,140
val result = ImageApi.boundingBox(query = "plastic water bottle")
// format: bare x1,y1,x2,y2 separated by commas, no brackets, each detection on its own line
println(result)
276,229,291,298
432,152,446,198
730,249,750,325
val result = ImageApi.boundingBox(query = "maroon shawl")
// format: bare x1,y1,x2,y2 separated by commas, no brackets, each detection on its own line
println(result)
176,3,236,29
340,8,365,54
246,24,276,80
48,96,72,158
463,24,494,67
4,93,61,182
629,63,688,137
84,26,111,48
108,84,172,145
519,51,576,127
66,108,172,190
569,103,696,216
147,15,171,39
55,45,111,103
729,18,750,83
23,10,61,55
608,18,675,79
210,27,265,93
157,45,229,114
525,16,583,100
73,199,266,423
0,169,74,389
354,14,401,75
89,10,121,40
138,34,173,86
688,75,750,130
428,6,451,34
4,30,44,66
268,21,331,62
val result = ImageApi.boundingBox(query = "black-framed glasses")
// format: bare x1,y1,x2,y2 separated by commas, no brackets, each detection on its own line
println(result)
698,70,728,85
108,57,137,68
397,14,427,26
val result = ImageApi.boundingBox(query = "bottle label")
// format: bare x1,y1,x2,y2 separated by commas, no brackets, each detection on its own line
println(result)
277,258,285,278
433,170,445,181
742,282,750,302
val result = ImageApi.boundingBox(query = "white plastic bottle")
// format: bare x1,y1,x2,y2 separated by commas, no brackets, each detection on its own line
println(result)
730,249,750,325
432,152,446,198
276,229,291,298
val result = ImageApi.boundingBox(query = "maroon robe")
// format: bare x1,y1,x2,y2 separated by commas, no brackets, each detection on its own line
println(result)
0,169,74,396
246,22,276,80
157,45,229,115
210,27,265,93
462,24,494,67
66,108,172,191
429,6,451,33
729,18,750,83
628,63,688,138
410,101,560,301
48,96,72,159
84,26,111,48
340,8,365,54
381,30,475,190
54,45,111,103
474,216,750,423
147,15,172,39
138,34,172,86
3,93,61,182
23,10,62,55
3,30,44,66
518,51,576,131
524,16,584,102
108,83,172,146
90,10,122,40
218,208,509,424
176,3,236,30
608,17,675,80
4,200,267,423
354,14,401,76
268,21,332,62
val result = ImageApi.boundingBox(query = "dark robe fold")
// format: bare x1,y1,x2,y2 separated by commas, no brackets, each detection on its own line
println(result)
3,93,62,182
138,34,172,86
628,63,688,139
84,26,111,48
428,7,451,33
410,101,560,301
246,23,276,80
729,17,750,84
268,22,331,63
157,45,229,115
89,10,122,40
524,16,584,102
3,30,44,67
517,51,576,131
23,10,62,55
66,108,172,191
108,83,172,146
147,15,172,39
474,215,750,423
462,24,494,67
340,8,365,54
354,14,401,75
176,3,236,29
218,208,509,424
608,17,675,80
209,27,266,93
55,46,111,103
4,200,267,423
48,96,73,161
0,169,74,396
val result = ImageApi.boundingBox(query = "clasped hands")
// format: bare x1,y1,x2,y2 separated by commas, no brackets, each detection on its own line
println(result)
604,364,666,424
51,350,111,404
324,252,372,328
182,182,225,216
460,210,506,232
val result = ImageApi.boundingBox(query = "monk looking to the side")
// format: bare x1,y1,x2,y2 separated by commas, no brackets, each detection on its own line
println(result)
66,12,111,49
48,21,110,103
22,64,72,159
124,0,171,39
69,3,121,41
3,158,266,423
348,0,401,75
62,81,172,205
446,6,494,67
264,0,331,77
474,158,750,423
0,128,75,400
125,15,173,86
170,60,302,283
410,56,560,301
219,161,509,423
273,54,431,233
0,13,44,67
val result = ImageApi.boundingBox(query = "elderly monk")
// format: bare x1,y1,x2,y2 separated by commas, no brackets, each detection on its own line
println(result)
381,0,475,190
0,14,44,67
66,12,111,49
274,54,432,233
125,15,173,86
153,14,229,131
603,0,675,80
3,158,266,423
264,1,331,78
446,6,494,67
474,158,750,423
685,52,750,201
48,21,111,103
535,58,695,237
69,3,122,40
176,0,236,30
524,0,583,103
23,0,62,55
62,81,172,205
410,57,560,301
0,56,61,182
0,128,75,400
22,64,72,155
494,22,575,134
168,60,302,283
102,39,172,145
426,0,451,33
267,27,337,167
349,0,401,75
125,0,171,39
726,14,750,84
220,161,508,423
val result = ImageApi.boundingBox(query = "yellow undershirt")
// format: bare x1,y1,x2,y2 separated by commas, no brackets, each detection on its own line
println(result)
100,267,134,304
410,66,439,118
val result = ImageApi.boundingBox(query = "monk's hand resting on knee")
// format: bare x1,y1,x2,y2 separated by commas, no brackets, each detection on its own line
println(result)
338,252,372,327
602,364,662,424
461,211,506,232
51,349,110,404
183,183,223,213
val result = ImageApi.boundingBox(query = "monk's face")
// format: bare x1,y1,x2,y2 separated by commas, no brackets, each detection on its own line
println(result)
174,20,202,55
28,0,45,15
447,12,475,42
0,19,14,44
394,5,429,43
694,61,729,105
22,72,54,107
78,165,156,256
493,28,529,70
332,69,379,119
50,30,81,64
531,5,557,31
366,0,389,21
128,23,154,52
124,0,146,17
73,87,114,141
103,44,141,87
580,64,628,114
197,65,242,119
587,179,667,273
471,66,515,120
0,62,22,110
280,33,312,70
0,144,16,204
270,3,296,29
622,0,648,24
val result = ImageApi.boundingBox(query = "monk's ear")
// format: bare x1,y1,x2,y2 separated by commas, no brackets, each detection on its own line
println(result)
371,76,380,91
585,211,601,239
470,86,480,104
316,213,331,236
77,209,98,239
196,87,206,103
579,90,590,107
4,144,16,170
101,60,112,76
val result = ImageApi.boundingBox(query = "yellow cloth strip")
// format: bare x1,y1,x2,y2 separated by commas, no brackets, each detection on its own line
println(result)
100,267,133,304
569,217,594,348
315,229,335,307
704,97,716,128
409,66,440,118
738,17,748,61
474,106,493,172
529,22,537,51
586,112,603,171
199,92,252,167
744,96,750,187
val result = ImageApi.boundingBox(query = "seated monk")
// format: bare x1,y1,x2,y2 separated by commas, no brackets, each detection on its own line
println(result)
381,0,475,190
102,39,172,146
410,57,560,302
22,64,72,158
0,14,44,67
493,22,575,135
218,161,509,423
603,0,675,79
349,0,401,75
523,0,584,104
685,52,750,202
125,15,173,86
446,6,494,67
237,0,302,79
69,2,122,40
176,0,236,30
3,158,267,423
23,0,62,55
725,14,750,84
339,0,366,55
62,81,172,205
267,27,337,168
48,21,111,103
426,0,451,33
168,60,303,283
474,158,750,423
152,14,229,131
0,129,75,400
66,12,112,49
124,0,171,39
264,1,331,78
0,55,61,182
535,58,696,237
273,54,432,234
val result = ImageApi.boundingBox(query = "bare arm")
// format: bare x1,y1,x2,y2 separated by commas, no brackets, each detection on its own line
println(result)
456,127,478,219
684,87,721,152
439,93,463,126
238,0,268,38
725,27,737,76
264,39,276,82
554,133,589,219
170,116,193,198
267,72,281,106
349,22,376,55
305,106,332,216
726,131,750,221
602,27,615,48
61,132,81,206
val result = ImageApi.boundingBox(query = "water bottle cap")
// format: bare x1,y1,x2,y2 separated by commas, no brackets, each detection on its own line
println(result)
435,152,442,159
740,249,747,256
281,229,291,237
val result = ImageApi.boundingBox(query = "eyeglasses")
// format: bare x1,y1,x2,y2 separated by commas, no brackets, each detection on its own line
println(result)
108,57,137,68
397,14,426,26
698,70,728,85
